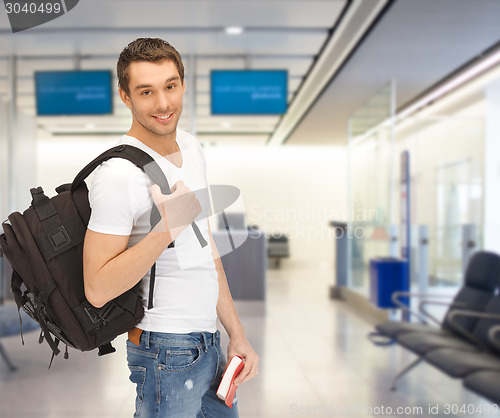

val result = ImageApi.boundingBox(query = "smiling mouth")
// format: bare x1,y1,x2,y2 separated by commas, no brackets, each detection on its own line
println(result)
153,113,173,122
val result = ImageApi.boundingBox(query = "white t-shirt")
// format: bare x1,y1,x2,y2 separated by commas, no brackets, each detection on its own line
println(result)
87,130,219,333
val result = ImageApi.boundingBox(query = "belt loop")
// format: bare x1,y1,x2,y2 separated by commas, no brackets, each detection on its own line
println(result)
201,333,208,353
145,331,151,349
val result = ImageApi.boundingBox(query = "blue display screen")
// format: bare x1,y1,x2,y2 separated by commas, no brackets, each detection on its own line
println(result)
35,70,113,116
211,70,288,115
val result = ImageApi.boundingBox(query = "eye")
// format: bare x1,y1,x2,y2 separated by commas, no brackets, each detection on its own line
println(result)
141,90,152,96
166,85,175,91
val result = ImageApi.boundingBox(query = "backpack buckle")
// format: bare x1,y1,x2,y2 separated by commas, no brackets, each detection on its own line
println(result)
84,304,113,325
48,226,71,252
84,306,105,325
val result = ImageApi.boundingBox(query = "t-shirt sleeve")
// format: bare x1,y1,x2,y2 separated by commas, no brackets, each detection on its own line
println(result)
87,159,150,236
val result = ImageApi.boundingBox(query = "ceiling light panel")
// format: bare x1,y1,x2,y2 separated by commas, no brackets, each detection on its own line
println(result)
225,27,244,35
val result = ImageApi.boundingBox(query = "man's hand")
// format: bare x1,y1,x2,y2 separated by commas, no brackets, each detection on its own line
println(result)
227,335,259,385
150,180,202,239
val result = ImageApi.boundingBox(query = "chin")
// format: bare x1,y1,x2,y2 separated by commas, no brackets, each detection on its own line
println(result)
156,126,178,137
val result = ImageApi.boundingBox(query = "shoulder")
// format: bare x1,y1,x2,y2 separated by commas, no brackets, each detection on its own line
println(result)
88,154,151,220
96,157,145,177
91,157,149,191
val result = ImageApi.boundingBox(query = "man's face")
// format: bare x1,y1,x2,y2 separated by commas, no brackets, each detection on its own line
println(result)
120,59,185,140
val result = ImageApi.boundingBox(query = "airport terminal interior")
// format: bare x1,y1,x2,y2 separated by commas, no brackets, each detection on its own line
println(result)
2,0,500,417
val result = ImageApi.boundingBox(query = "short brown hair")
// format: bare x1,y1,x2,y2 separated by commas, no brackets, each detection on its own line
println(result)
117,38,185,95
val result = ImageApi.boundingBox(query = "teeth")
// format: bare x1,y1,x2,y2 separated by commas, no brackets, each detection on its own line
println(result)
156,114,172,119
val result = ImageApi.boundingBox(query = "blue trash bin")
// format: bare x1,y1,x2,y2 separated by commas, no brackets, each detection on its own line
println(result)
369,257,409,309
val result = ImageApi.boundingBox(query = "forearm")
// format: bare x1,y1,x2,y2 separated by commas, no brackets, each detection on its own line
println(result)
216,260,245,339
212,241,259,385
83,229,172,308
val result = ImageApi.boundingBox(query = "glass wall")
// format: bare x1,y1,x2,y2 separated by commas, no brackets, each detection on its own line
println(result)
347,83,395,295
347,82,484,299
394,116,484,289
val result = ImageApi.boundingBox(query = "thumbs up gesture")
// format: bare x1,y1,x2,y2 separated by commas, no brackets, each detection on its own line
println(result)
150,180,202,240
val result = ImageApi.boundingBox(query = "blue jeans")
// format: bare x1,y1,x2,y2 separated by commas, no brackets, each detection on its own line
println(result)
126,330,240,418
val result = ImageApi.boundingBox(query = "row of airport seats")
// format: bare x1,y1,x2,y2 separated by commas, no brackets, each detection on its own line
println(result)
371,250,500,404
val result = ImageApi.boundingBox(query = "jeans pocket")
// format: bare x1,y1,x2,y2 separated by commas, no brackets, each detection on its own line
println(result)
160,346,203,372
128,365,147,416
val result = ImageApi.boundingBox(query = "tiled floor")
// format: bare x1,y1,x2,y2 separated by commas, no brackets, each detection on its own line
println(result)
0,262,498,417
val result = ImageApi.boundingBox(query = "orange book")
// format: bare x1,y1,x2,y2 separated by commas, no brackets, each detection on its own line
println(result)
216,356,244,408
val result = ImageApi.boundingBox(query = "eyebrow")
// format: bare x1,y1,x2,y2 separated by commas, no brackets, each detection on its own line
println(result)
134,76,180,90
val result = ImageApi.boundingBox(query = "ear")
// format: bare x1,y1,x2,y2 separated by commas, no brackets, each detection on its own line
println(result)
119,87,132,110
182,80,186,95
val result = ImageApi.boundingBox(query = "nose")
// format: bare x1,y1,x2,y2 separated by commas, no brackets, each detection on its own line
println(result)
155,90,170,112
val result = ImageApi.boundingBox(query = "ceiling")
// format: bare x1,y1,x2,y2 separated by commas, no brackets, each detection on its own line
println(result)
285,0,500,145
0,0,499,147
0,0,347,146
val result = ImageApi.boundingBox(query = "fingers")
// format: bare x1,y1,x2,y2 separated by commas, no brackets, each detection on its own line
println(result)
151,180,184,200
233,353,259,385
170,180,184,193
149,181,202,238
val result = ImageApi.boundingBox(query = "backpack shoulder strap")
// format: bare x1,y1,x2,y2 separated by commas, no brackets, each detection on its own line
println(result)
71,144,170,195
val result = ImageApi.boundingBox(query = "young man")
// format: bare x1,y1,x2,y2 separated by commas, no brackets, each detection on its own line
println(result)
83,38,258,417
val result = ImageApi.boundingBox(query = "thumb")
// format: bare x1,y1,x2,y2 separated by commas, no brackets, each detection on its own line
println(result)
150,184,164,203
171,180,185,193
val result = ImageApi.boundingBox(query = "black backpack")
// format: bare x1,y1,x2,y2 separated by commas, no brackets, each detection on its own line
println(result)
0,144,207,366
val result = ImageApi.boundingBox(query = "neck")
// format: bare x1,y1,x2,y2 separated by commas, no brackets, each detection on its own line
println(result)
127,125,178,156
